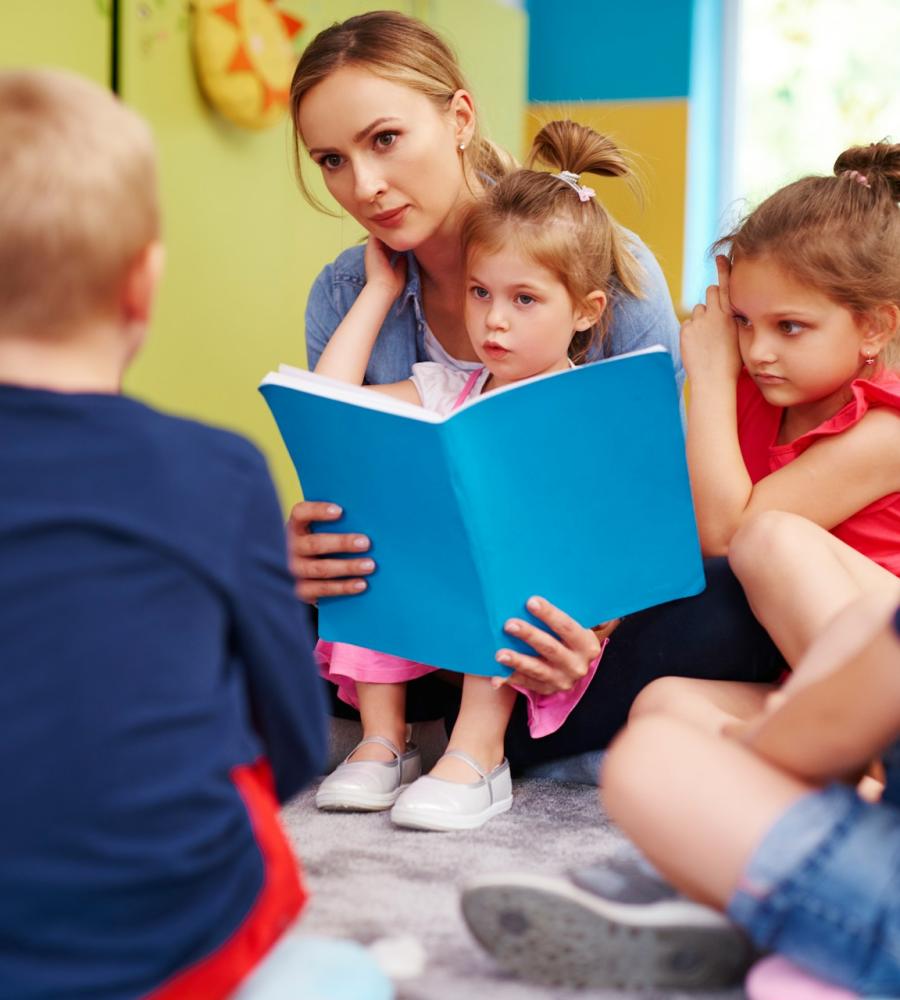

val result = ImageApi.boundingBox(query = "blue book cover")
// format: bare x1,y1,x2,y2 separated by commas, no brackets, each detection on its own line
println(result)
259,347,704,676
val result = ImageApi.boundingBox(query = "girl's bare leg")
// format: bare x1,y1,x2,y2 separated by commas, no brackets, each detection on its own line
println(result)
630,513,900,735
609,592,900,904
779,585,900,695
430,675,517,782
729,511,900,667
349,681,408,762
603,713,811,908
629,676,775,733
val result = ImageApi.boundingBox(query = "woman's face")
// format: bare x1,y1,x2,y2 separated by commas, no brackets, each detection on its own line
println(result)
297,66,475,252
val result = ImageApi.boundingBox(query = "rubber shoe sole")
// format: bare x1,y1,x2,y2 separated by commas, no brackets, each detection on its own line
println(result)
390,793,512,832
314,784,406,811
460,872,756,991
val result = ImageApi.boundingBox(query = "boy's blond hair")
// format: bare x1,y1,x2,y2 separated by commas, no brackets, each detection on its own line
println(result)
0,69,159,337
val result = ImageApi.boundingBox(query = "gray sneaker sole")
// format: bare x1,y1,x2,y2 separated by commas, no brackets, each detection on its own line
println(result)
460,874,755,991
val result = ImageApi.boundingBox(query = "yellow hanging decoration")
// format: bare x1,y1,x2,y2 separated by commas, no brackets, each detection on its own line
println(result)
191,0,305,131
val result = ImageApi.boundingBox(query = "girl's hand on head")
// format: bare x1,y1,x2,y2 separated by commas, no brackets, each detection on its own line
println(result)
714,254,733,313
679,274,742,383
363,235,407,303
492,597,602,695
287,500,375,604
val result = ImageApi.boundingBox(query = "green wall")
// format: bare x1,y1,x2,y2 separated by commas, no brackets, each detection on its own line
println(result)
0,0,110,81
1,0,526,509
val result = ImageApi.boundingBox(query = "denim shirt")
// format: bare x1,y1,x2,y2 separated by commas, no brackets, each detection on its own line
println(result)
305,228,685,394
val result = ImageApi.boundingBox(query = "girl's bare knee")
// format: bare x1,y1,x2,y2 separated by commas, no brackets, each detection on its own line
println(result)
629,676,694,722
728,509,802,579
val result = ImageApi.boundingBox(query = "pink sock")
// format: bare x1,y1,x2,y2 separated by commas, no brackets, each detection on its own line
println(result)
746,956,858,1000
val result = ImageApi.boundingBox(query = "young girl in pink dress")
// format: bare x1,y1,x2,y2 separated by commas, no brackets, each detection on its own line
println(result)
311,120,647,830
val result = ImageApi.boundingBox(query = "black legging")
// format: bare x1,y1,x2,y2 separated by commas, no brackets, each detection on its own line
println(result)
319,557,787,774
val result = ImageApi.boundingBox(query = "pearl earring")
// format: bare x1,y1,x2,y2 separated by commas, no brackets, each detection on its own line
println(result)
458,142,466,152
864,354,876,365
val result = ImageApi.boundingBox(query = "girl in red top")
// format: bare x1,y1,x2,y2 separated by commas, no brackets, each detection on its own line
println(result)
632,141,900,732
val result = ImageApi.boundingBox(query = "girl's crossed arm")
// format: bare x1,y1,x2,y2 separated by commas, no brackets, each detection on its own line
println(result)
314,236,421,406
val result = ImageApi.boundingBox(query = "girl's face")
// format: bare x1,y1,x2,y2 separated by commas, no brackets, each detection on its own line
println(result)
297,66,475,253
731,255,878,423
464,243,601,388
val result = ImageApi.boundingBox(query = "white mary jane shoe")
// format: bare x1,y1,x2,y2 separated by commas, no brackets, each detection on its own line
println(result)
389,750,513,832
315,736,421,811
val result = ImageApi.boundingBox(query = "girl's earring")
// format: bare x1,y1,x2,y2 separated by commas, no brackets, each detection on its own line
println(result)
458,142,466,152
863,353,877,366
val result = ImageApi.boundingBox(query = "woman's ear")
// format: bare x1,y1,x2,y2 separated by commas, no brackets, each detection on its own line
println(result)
449,89,476,148
574,290,607,332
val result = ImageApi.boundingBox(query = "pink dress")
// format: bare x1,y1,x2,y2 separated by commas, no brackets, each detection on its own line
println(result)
315,363,606,738
737,369,900,576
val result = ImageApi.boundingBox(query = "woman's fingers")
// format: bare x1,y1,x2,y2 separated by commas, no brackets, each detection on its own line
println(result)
293,530,371,558
289,499,343,532
492,650,561,695
494,597,600,694
286,500,374,604
519,596,602,658
297,555,375,580
296,577,368,603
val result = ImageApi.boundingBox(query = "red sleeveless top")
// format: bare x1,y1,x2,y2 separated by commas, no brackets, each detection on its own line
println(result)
737,369,900,576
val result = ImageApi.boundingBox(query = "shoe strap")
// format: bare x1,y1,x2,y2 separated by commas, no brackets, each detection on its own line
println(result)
440,749,487,779
345,735,403,763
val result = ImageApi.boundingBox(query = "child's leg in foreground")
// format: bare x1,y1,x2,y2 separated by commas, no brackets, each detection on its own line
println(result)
612,589,900,896
603,713,809,908
430,675,516,781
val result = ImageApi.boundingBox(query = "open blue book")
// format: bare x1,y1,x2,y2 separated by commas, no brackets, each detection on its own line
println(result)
260,347,704,676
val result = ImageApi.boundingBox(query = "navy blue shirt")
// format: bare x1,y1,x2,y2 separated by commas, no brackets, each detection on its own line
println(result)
0,385,327,999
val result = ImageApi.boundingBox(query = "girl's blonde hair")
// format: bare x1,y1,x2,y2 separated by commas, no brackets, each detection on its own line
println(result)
461,120,644,364
289,10,515,213
714,141,900,368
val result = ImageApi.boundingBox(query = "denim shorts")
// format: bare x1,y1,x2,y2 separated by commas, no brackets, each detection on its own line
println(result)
728,783,900,996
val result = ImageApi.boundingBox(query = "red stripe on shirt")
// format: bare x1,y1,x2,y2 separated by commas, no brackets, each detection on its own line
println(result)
146,759,306,999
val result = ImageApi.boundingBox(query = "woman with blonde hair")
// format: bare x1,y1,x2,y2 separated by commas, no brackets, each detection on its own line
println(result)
286,10,785,785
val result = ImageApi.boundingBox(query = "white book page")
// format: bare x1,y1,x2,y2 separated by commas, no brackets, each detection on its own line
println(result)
260,365,444,423
261,345,669,422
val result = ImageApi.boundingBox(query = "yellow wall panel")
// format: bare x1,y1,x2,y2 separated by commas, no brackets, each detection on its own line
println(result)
0,0,109,81
420,0,526,158
119,0,320,509
525,99,688,308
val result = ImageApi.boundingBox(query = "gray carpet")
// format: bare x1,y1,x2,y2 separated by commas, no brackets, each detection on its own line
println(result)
281,721,745,1000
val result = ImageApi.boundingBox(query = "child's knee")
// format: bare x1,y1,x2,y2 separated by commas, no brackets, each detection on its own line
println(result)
629,675,696,722
728,509,803,580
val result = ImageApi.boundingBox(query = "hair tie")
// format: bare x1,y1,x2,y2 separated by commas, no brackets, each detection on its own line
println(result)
841,169,871,189
552,170,596,203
